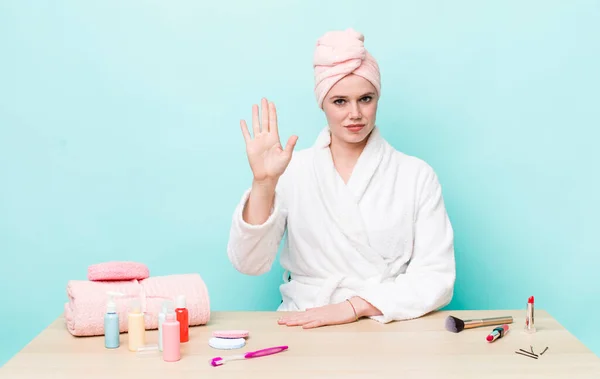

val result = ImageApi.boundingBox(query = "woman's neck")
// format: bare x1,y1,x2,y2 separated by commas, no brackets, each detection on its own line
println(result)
329,134,368,184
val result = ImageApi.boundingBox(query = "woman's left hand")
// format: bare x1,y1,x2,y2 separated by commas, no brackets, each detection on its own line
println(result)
277,301,358,329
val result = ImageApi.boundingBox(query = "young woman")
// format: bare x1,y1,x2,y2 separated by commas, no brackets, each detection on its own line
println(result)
227,28,456,329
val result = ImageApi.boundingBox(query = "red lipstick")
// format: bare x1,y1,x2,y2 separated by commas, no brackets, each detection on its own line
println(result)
525,296,536,333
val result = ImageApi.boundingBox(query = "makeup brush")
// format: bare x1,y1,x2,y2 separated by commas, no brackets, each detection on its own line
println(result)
445,315,514,333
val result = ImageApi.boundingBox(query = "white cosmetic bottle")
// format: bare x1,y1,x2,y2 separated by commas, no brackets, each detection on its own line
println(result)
158,300,175,351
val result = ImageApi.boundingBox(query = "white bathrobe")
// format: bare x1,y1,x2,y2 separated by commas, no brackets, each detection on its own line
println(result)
227,127,456,323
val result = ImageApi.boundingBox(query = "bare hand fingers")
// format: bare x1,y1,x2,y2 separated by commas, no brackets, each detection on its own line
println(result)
240,120,251,143
278,315,304,324
302,320,324,329
278,312,311,326
284,317,312,326
252,104,260,136
269,101,278,138
277,312,299,324
261,98,269,133
284,135,298,154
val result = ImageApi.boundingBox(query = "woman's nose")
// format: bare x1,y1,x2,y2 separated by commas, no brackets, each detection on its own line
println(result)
349,103,362,119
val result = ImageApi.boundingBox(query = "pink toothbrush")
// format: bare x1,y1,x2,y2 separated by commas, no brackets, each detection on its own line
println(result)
210,345,288,367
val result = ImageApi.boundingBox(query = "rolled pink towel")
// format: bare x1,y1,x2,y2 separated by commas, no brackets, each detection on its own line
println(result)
64,273,210,336
87,261,150,281
313,28,381,108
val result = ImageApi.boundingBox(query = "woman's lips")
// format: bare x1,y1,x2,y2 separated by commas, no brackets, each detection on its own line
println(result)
344,124,365,132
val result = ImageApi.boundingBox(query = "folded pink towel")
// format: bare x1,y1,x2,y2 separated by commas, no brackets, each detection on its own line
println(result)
64,273,210,336
87,261,150,281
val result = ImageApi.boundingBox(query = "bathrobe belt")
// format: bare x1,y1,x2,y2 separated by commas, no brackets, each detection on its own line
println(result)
287,272,384,308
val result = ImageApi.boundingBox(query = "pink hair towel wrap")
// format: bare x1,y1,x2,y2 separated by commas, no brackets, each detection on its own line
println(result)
64,273,210,336
313,28,381,108
87,261,150,281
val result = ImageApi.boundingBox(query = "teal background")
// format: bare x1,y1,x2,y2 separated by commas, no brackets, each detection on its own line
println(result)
1,0,599,366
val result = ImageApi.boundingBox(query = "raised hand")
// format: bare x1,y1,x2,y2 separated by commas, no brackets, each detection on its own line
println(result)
240,98,298,184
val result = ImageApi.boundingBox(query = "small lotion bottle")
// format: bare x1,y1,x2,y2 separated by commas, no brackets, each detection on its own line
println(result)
104,291,124,349
158,300,174,352
175,295,189,343
162,312,181,362
128,300,146,352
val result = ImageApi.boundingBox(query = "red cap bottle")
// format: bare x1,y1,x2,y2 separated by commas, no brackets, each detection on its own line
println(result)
175,295,189,342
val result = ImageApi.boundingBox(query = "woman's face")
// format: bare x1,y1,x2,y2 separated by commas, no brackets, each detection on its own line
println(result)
322,74,378,147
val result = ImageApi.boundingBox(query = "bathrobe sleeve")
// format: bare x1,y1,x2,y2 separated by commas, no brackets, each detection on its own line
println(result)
357,168,456,323
226,180,288,276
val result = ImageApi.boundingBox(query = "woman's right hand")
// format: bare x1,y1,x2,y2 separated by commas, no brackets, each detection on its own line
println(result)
240,98,298,185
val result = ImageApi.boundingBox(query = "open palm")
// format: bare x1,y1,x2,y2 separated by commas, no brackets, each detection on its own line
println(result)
240,98,298,183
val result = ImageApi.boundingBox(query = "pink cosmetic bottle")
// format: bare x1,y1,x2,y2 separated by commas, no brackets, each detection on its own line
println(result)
162,312,181,362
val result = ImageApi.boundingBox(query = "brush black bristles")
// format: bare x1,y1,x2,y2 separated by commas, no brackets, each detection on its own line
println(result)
445,315,465,333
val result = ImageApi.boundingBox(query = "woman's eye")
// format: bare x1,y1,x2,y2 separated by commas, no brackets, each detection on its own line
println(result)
334,99,345,105
361,96,372,102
